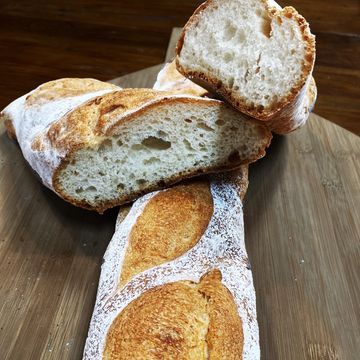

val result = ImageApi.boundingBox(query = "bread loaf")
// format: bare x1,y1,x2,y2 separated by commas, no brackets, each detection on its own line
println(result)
1,78,271,213
176,0,316,134
156,60,317,134
84,167,259,359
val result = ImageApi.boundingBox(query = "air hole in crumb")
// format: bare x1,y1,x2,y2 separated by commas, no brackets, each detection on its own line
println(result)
117,139,123,146
291,49,296,55
103,156,108,161
234,85,239,91
131,144,144,150
237,29,246,43
258,105,265,112
216,119,225,126
256,53,261,65
197,122,214,132
136,179,146,186
143,157,160,165
184,118,192,123
183,139,195,151
86,186,97,192
224,53,234,63
98,139,113,152
98,171,105,176
262,16,272,38
117,183,125,190
223,22,237,41
244,69,250,84
75,187,84,194
157,130,168,137
141,136,171,150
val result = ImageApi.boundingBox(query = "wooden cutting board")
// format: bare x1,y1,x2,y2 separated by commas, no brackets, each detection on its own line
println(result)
0,28,359,359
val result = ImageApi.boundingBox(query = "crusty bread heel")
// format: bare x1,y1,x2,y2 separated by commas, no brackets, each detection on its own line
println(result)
176,0,316,134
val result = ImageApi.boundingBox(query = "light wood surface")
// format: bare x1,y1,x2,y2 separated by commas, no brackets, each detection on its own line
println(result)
0,29,359,360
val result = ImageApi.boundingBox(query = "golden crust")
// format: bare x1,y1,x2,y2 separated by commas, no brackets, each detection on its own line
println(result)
155,60,209,97
198,269,244,359
267,76,317,134
3,78,268,213
307,76,318,112
50,91,270,213
25,78,118,107
37,88,176,154
176,0,316,122
104,269,243,359
120,180,214,286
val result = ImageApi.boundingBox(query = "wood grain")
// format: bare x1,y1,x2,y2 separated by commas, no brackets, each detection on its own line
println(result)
0,0,359,135
0,28,359,360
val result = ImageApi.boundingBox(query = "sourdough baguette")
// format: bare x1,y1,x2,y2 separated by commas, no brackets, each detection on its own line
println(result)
1,78,271,213
156,60,317,134
176,0,316,134
84,167,259,359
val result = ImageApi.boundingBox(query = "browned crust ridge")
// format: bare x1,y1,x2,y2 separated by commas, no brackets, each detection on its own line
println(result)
119,180,214,286
50,91,270,213
104,269,243,359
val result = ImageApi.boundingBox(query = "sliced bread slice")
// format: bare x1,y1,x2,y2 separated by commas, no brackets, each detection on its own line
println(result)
1,79,271,213
156,60,317,134
176,0,316,132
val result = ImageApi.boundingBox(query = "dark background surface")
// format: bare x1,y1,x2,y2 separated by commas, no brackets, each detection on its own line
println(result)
0,0,359,134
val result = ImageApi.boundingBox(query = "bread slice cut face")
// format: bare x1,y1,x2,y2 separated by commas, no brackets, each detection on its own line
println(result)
176,0,316,122
2,82,271,213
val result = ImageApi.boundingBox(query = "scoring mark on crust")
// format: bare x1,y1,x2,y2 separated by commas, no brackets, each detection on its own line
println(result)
119,180,214,286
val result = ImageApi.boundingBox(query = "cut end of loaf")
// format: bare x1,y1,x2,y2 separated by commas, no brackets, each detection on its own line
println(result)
176,0,315,120
54,98,271,212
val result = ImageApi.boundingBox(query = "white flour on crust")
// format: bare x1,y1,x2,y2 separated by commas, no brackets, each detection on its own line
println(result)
84,174,260,359
2,88,116,188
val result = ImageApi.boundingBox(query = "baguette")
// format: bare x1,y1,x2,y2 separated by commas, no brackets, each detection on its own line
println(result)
156,60,317,134
1,78,271,213
176,0,316,134
84,167,260,359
